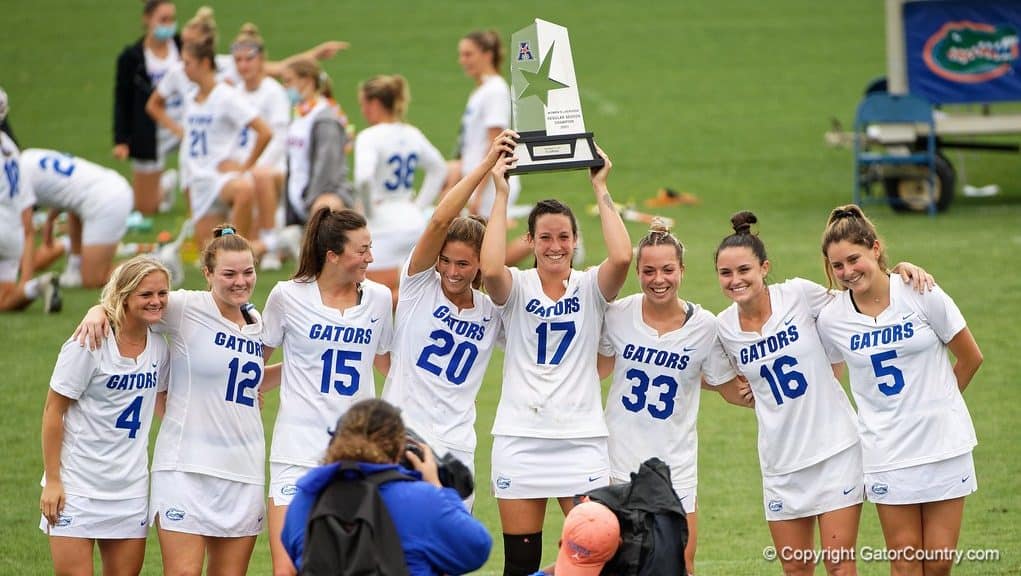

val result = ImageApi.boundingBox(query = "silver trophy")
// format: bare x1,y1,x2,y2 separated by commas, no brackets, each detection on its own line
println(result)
509,19,603,175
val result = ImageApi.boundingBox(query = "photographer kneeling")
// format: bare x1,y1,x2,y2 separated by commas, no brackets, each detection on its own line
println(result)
281,399,492,574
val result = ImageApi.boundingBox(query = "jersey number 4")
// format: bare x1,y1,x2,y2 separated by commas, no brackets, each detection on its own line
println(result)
115,396,144,439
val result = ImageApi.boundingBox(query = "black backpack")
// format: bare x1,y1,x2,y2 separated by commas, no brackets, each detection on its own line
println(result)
301,462,415,576
584,457,688,576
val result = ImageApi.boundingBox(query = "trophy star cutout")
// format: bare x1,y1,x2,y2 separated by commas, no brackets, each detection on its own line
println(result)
517,41,569,107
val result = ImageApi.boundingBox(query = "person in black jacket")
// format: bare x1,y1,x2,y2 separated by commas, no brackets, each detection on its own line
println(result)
113,0,181,216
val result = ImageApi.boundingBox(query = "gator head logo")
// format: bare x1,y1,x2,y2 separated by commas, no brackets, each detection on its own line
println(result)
164,508,186,521
924,21,1019,83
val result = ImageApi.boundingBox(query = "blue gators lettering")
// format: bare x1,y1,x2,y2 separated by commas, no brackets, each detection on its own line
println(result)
525,296,580,318
308,323,372,344
105,371,159,391
849,322,914,352
622,344,689,371
740,325,800,365
214,331,263,356
431,306,486,341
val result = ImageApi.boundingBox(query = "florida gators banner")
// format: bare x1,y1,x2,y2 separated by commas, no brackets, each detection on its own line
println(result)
905,0,1021,103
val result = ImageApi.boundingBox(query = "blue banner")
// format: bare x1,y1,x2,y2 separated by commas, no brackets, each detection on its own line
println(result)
904,0,1021,104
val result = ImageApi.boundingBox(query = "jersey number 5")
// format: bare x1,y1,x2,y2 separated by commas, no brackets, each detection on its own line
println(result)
870,350,905,396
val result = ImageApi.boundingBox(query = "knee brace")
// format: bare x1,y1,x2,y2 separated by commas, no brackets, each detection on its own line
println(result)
503,531,543,576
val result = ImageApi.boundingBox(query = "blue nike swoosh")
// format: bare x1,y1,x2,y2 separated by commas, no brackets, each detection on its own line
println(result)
961,475,970,483
842,487,855,495
588,476,601,482
682,347,696,352
783,317,795,326
902,313,914,321
370,317,380,323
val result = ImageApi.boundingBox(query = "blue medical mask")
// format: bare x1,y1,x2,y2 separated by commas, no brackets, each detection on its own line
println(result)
286,87,302,106
153,23,177,41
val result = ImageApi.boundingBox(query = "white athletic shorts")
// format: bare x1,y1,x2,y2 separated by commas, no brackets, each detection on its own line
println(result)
611,476,697,514
865,451,977,505
269,462,314,507
188,171,248,222
81,177,133,245
762,443,864,521
491,435,609,499
367,201,426,270
39,493,149,539
0,220,22,283
150,470,264,537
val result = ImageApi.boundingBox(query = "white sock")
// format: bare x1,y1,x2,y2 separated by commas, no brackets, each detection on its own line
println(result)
259,229,279,253
24,277,41,299
67,254,82,272
59,235,72,254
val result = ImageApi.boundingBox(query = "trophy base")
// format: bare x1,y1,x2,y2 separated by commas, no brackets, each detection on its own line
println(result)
507,131,604,175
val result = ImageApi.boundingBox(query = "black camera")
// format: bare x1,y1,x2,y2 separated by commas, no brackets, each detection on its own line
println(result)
401,428,475,500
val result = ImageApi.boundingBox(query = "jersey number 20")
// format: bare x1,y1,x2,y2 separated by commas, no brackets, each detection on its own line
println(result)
415,329,479,385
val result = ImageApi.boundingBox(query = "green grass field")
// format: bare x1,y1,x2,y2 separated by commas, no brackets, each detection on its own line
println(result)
3,1,1020,573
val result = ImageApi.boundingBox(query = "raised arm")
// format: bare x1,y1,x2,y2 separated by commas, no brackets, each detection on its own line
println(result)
591,148,632,301
264,41,350,78
479,154,517,305
408,130,517,276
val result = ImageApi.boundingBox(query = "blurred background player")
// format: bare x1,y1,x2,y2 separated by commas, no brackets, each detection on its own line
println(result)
149,36,271,250
0,89,62,313
354,74,445,302
280,60,352,237
448,29,521,218
480,148,631,576
382,131,517,508
113,0,181,216
259,209,392,576
20,148,133,289
597,220,753,574
230,24,290,271
40,256,170,576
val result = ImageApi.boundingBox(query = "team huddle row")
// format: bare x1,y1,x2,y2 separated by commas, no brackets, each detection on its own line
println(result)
38,130,982,576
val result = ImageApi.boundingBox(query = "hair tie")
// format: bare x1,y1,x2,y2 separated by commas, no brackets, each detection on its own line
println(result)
833,208,857,220
230,42,262,56
215,227,236,237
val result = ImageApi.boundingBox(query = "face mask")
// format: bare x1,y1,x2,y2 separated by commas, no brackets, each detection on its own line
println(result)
153,23,177,41
286,87,302,106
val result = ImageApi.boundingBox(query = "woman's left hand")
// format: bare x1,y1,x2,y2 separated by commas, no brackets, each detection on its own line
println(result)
892,261,935,293
404,443,442,488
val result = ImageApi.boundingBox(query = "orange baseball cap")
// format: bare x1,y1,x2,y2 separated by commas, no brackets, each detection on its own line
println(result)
554,501,621,576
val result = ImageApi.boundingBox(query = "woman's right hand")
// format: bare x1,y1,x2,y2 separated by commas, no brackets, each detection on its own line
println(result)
404,443,442,488
112,144,129,161
484,129,518,165
40,481,65,527
73,306,111,351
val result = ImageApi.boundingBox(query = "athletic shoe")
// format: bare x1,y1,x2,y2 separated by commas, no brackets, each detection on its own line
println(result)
260,252,282,271
278,225,304,262
154,242,184,287
158,169,179,213
40,273,62,314
59,268,82,288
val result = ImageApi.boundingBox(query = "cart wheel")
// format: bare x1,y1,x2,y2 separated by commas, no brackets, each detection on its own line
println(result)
883,153,955,213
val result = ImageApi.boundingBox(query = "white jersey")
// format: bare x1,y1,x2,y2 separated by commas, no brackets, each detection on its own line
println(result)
492,267,608,439
151,290,266,484
458,74,519,216
0,133,32,236
20,149,131,217
45,332,169,499
600,296,735,489
355,122,445,212
146,42,183,126
285,98,329,220
235,76,290,171
817,277,975,473
382,259,502,453
263,279,394,467
716,278,859,476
